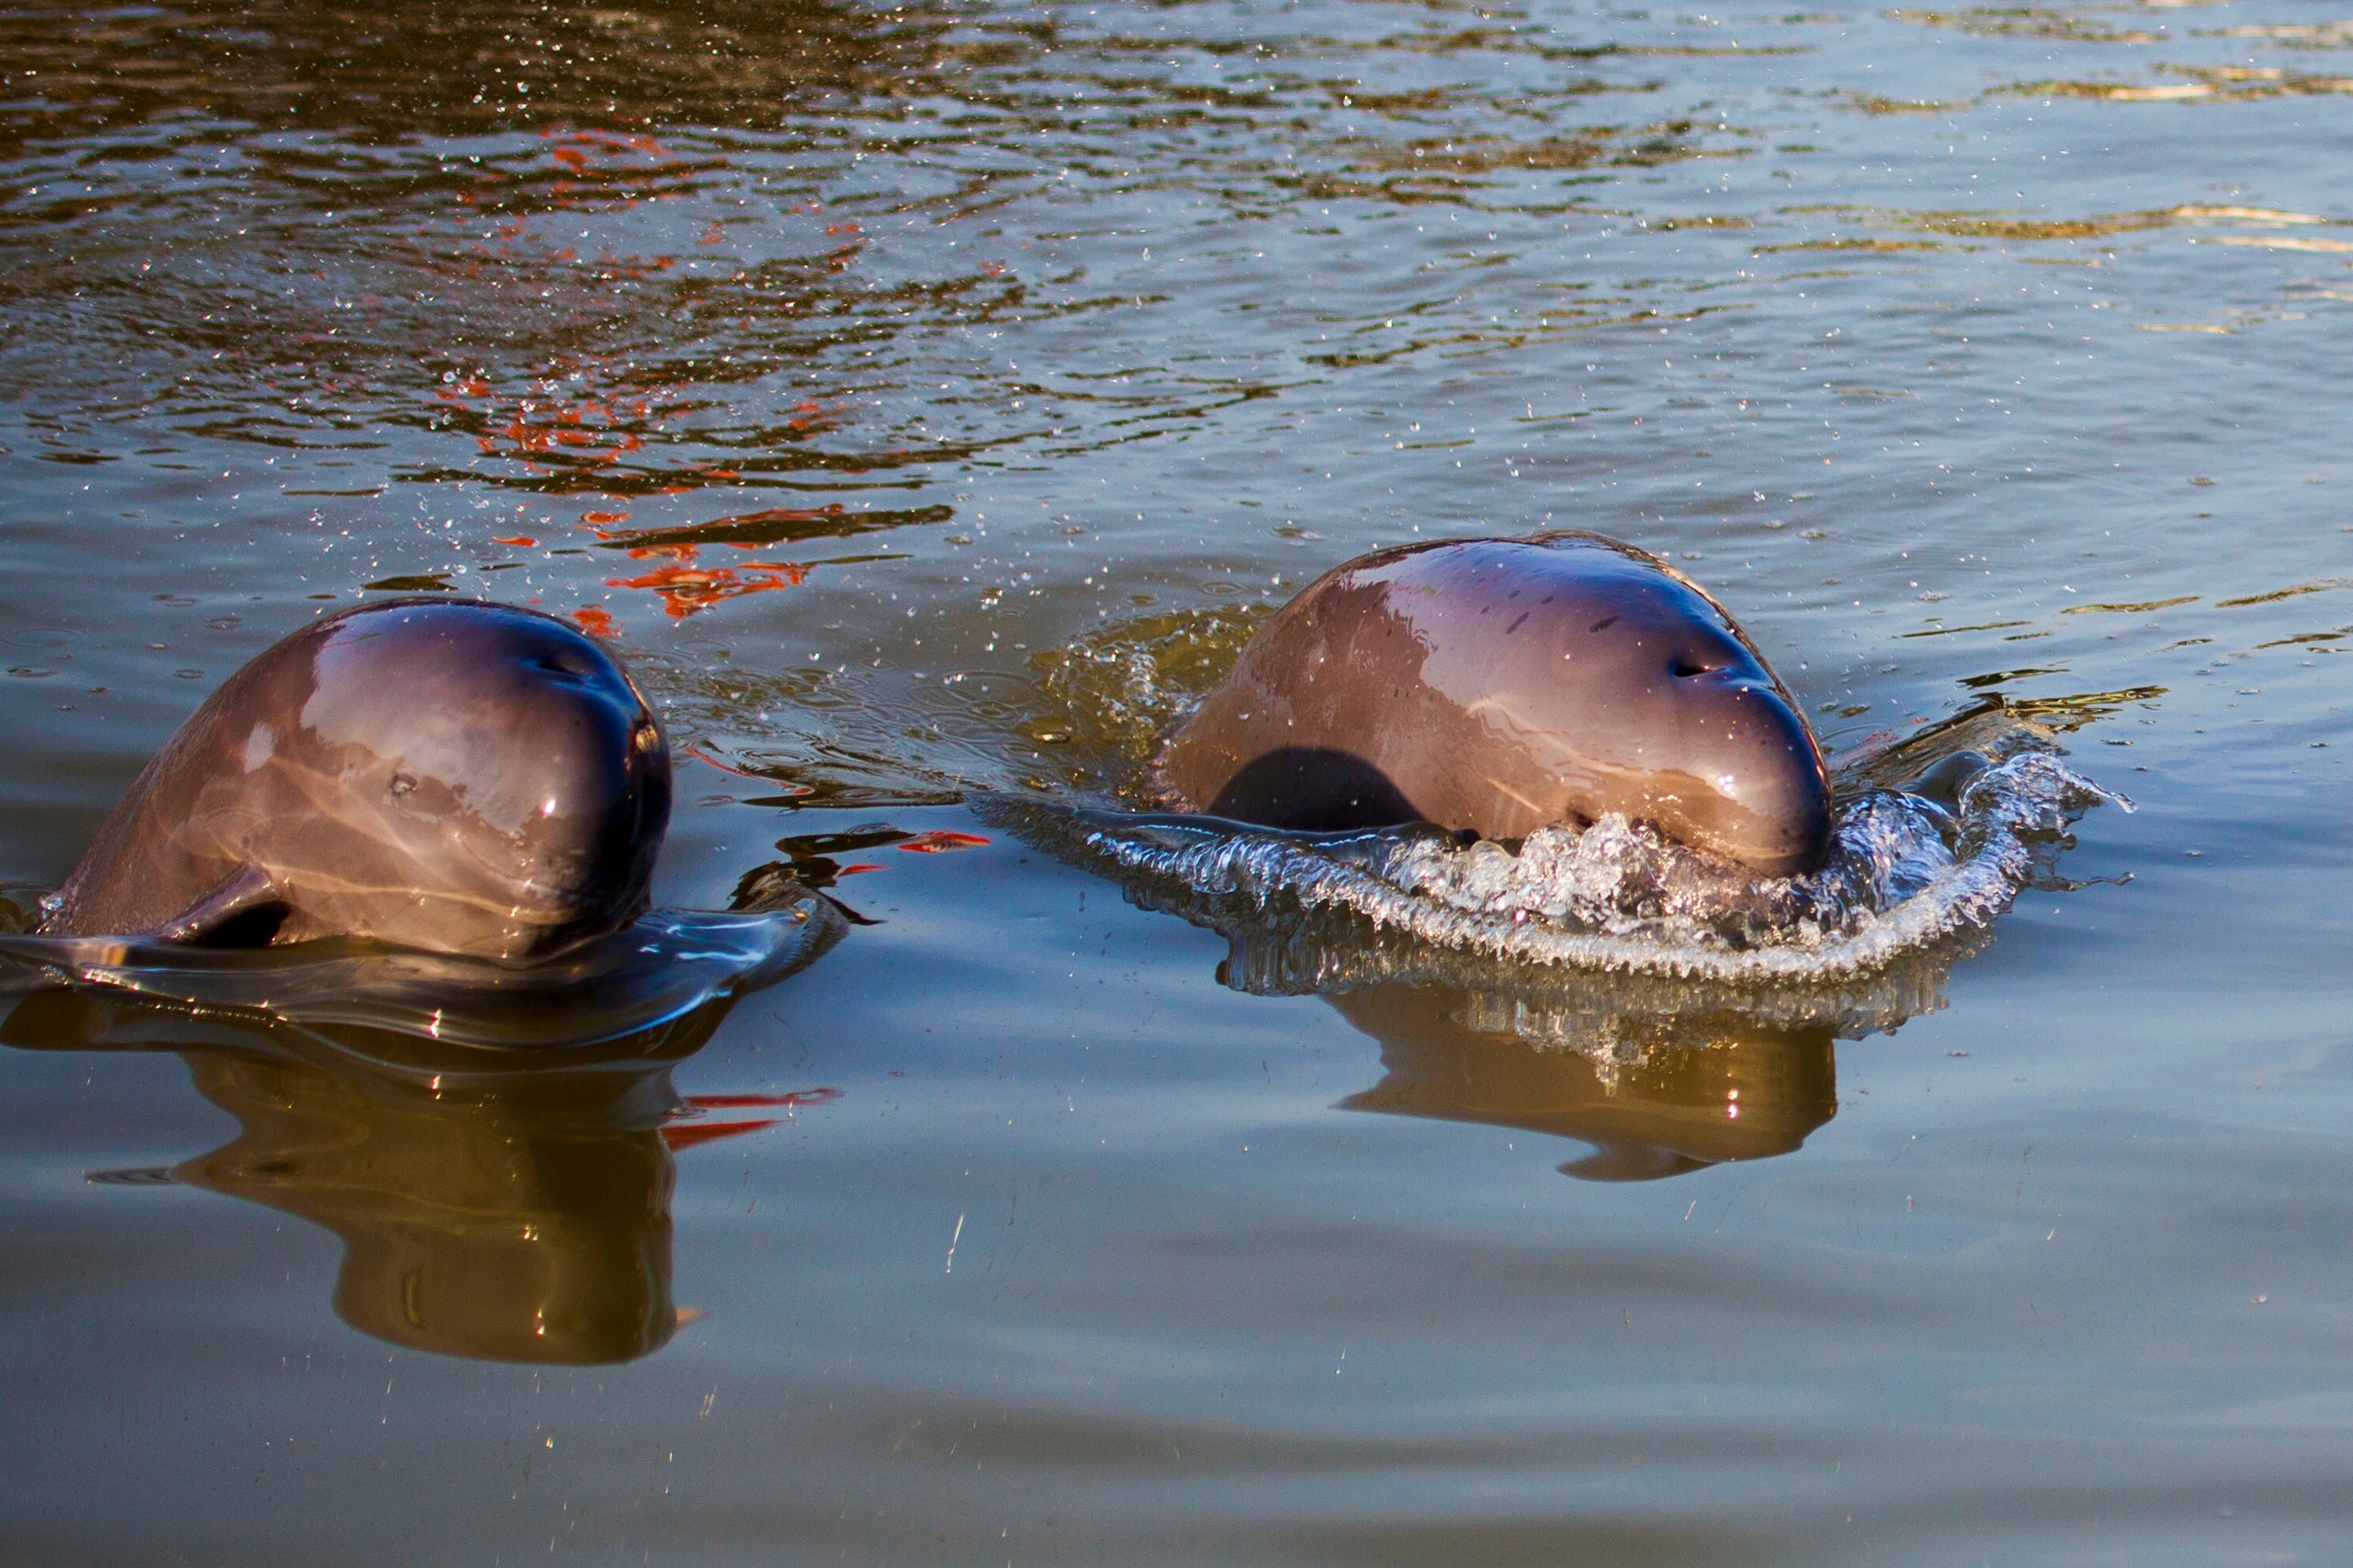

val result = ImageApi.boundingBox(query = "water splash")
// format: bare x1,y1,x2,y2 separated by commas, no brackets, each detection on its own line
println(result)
991,729,2123,1019
0,896,845,1050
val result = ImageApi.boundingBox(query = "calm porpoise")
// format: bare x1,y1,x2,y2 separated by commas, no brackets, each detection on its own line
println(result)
42,599,671,959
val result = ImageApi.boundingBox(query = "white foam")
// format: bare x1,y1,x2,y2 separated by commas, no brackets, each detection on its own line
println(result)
1039,749,2120,986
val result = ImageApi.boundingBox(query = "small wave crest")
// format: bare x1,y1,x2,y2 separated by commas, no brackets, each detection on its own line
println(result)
990,729,2121,1029
0,897,846,1050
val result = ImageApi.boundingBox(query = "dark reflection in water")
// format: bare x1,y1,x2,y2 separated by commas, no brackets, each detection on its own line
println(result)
985,785,1989,1181
2,986,809,1364
171,1041,680,1364
0,0,941,143
998,817,1943,1182
1329,984,1836,1183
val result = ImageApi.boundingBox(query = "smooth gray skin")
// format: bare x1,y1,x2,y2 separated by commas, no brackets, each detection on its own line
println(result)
1157,533,1834,876
42,600,671,960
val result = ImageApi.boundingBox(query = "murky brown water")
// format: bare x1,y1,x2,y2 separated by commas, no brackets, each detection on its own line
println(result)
6,0,2353,1560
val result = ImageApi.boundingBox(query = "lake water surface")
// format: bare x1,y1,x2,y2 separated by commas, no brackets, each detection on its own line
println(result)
6,0,2353,1561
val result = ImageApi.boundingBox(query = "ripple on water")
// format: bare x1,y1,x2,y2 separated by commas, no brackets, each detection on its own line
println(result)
0,895,845,1050
994,721,2122,1026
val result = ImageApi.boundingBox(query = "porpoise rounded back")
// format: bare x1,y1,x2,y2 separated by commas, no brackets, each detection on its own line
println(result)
1156,533,1833,876
43,599,671,959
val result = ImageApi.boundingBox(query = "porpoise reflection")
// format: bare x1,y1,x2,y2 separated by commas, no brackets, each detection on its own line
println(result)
980,802,1976,1182
4,987,806,1365
42,600,671,960
1159,533,1833,876
175,1045,683,1364
1328,984,1837,1182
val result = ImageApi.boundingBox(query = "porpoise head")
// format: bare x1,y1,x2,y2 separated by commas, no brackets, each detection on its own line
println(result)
46,599,671,960
1160,532,1833,876
1428,532,1833,876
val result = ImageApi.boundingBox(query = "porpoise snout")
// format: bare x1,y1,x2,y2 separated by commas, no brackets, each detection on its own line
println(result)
1677,678,1833,878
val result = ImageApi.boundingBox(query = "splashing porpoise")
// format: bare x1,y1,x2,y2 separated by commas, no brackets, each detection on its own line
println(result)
1157,532,1834,876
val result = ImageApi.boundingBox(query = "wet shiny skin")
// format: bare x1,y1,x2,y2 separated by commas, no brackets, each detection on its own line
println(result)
1160,535,1834,875
42,601,671,960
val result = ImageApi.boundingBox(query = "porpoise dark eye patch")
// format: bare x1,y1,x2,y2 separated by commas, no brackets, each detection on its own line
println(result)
1671,660,1709,678
1589,615,1618,633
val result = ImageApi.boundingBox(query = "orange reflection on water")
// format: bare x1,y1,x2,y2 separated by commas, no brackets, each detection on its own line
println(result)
449,128,708,214
680,743,764,779
436,373,666,473
606,561,812,618
540,128,704,210
659,1088,842,1151
898,831,991,854
687,1091,844,1110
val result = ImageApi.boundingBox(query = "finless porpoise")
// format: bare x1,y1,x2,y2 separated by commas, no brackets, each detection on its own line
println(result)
42,599,671,959
1157,533,1833,876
